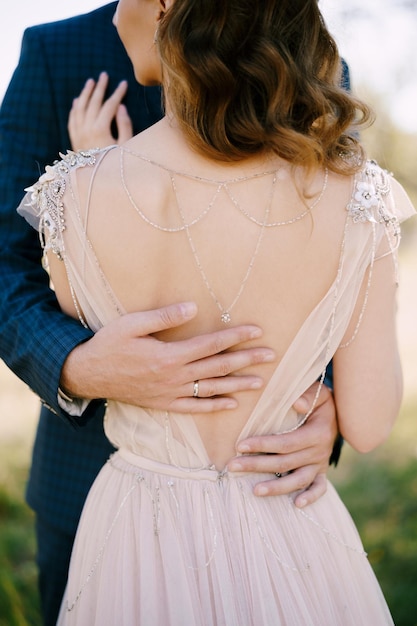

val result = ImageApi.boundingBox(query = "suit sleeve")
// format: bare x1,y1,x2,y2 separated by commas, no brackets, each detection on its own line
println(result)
341,58,351,92
0,27,104,427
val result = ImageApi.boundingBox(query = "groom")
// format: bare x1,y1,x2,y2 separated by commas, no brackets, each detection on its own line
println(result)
0,3,343,624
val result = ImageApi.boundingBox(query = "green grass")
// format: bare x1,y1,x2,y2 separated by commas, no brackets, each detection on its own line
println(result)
331,397,417,626
0,463,40,626
0,401,416,625
334,459,417,625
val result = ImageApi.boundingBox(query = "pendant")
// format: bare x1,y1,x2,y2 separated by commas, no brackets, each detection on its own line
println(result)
221,312,231,324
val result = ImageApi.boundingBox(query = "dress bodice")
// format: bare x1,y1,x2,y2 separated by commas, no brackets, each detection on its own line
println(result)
18,149,415,469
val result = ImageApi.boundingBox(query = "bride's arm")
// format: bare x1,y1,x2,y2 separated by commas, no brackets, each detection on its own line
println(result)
333,251,402,453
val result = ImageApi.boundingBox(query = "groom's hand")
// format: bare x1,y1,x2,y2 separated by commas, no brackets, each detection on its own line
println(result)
60,302,275,412
227,382,338,507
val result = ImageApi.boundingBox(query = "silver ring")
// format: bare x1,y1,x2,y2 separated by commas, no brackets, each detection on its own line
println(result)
274,472,282,478
193,380,199,398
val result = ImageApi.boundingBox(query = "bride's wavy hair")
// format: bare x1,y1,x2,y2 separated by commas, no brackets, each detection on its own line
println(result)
157,0,373,174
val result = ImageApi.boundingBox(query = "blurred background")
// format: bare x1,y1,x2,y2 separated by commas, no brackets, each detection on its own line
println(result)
0,1,416,624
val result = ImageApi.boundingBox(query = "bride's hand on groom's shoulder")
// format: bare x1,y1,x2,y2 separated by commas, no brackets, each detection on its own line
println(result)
68,71,133,151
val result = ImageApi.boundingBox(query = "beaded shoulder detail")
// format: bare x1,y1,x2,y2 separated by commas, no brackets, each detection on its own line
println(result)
347,160,400,238
338,160,402,349
24,149,101,260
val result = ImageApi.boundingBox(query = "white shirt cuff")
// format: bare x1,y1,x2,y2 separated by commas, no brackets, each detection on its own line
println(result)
58,387,90,416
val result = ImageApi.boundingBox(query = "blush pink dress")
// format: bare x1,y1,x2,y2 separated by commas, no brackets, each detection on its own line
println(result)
19,149,415,625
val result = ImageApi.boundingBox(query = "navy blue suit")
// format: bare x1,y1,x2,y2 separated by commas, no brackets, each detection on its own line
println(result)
0,3,162,623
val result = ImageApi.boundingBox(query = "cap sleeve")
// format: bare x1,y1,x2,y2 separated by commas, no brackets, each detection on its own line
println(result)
346,160,415,263
388,173,416,225
17,149,101,260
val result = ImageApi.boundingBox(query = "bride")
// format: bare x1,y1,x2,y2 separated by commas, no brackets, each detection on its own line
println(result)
20,0,414,623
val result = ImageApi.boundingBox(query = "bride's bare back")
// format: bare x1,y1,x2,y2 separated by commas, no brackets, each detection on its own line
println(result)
45,118,408,469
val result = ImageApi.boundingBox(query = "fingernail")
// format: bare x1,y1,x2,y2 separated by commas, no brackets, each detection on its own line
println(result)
180,302,197,318
225,400,237,409
228,461,243,472
255,485,268,496
250,380,262,389
296,496,307,508
237,443,250,453
263,352,275,362
249,328,262,339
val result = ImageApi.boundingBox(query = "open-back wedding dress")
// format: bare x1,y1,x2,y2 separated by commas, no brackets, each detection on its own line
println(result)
19,147,415,625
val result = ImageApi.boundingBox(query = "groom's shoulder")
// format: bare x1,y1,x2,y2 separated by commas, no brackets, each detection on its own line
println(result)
25,2,118,43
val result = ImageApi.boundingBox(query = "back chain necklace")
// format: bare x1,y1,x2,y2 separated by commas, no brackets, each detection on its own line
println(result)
119,147,328,323
172,172,274,324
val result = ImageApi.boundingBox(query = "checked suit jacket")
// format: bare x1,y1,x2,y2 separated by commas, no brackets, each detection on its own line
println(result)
0,2,162,536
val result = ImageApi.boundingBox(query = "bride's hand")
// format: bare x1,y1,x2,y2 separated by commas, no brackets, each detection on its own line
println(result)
227,382,338,507
68,71,133,150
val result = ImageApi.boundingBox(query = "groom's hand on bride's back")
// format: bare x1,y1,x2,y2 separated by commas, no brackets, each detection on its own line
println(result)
228,382,338,507
60,304,337,507
60,302,276,412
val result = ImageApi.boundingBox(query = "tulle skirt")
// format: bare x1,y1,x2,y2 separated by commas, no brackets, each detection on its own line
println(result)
58,450,393,625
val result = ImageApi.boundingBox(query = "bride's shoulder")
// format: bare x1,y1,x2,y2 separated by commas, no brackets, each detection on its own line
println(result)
346,159,415,226
19,147,115,253
26,147,112,205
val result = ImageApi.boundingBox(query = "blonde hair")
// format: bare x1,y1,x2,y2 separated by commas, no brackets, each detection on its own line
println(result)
157,0,373,174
